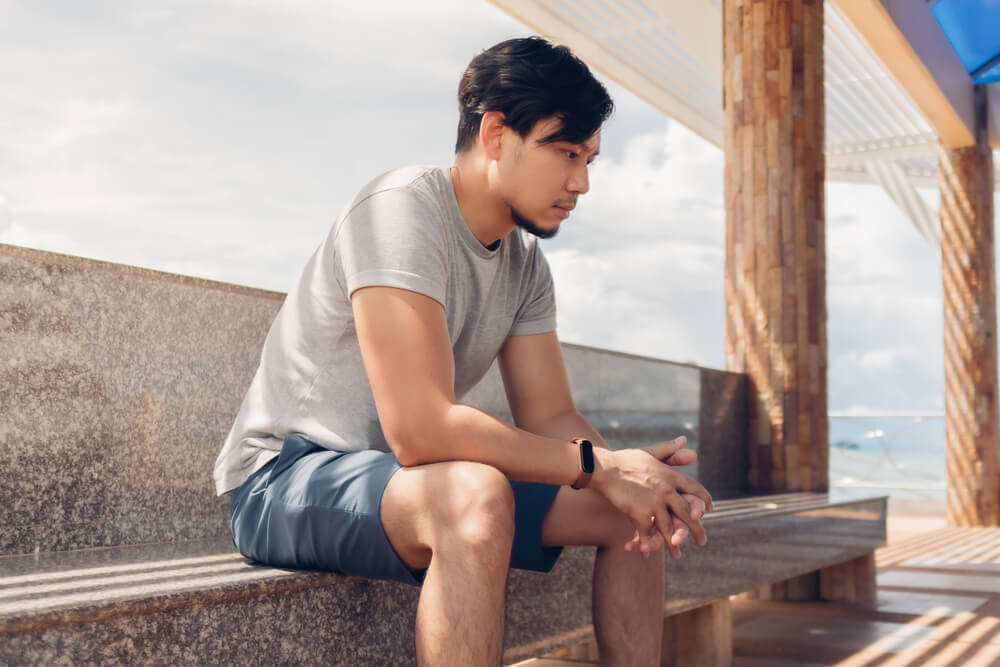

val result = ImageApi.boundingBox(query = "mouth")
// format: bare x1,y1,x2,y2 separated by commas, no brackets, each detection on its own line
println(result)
553,203,575,219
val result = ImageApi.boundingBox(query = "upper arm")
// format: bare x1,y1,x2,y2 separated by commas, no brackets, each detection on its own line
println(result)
497,331,576,432
352,285,455,461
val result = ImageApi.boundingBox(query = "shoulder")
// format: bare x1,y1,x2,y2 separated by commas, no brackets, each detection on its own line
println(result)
346,165,449,215
330,166,455,252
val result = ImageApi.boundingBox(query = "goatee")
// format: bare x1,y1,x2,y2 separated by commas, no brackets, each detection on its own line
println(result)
511,206,559,240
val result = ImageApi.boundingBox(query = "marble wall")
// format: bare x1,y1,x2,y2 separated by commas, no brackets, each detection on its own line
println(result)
1,243,748,557
1,244,283,555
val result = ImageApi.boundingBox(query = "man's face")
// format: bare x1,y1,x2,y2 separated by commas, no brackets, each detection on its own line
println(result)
495,117,601,239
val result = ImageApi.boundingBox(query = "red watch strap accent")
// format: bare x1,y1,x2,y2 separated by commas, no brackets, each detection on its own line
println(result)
571,437,593,490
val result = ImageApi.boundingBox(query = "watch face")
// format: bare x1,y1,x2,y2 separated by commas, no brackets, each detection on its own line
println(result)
579,439,595,474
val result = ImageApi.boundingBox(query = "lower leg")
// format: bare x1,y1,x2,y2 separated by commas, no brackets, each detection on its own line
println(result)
592,544,665,666
381,462,515,665
415,545,509,665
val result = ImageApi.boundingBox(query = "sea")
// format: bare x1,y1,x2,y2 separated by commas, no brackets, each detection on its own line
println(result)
828,415,946,501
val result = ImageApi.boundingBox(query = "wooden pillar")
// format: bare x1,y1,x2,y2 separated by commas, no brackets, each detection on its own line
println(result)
661,600,732,667
819,553,877,604
940,85,999,527
723,0,828,493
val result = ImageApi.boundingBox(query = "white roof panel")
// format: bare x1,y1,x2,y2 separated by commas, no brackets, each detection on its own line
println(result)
488,0,1000,194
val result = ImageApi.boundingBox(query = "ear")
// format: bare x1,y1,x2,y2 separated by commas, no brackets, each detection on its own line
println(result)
479,111,506,160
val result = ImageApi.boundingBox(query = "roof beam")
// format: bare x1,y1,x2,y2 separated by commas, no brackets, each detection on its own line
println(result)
826,136,938,168
486,0,723,147
828,167,936,189
832,0,976,148
864,160,940,245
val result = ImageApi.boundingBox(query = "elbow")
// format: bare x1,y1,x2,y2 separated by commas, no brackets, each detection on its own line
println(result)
382,420,441,468
379,399,456,467
390,438,424,468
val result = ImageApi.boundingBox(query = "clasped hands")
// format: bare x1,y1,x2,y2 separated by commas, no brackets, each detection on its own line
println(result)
593,436,713,561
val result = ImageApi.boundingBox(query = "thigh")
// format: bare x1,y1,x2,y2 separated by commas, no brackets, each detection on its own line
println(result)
381,464,562,574
380,459,512,572
230,434,423,586
540,485,634,549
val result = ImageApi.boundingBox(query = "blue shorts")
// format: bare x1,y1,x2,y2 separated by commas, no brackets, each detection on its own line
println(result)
229,434,564,586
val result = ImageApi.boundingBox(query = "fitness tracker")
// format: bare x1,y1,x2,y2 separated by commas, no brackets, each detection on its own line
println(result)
571,438,594,489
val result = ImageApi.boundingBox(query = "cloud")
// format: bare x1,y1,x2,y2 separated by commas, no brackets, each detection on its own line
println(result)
0,0,531,292
553,119,725,252
545,121,726,367
826,181,944,411
0,223,74,255
0,194,10,233
0,1,972,415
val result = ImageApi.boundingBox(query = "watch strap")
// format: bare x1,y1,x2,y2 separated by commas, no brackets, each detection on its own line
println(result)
571,437,593,490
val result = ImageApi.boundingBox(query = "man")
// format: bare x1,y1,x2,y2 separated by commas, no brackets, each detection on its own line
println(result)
215,37,713,666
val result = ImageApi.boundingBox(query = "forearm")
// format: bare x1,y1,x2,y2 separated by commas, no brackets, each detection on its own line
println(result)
519,408,611,449
396,402,582,486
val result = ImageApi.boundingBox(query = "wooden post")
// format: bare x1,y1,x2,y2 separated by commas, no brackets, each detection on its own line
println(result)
939,84,1000,527
661,600,732,667
819,553,877,604
723,0,828,493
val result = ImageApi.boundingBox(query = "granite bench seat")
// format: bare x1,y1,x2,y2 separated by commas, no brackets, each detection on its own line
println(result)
0,492,885,665
2,244,886,665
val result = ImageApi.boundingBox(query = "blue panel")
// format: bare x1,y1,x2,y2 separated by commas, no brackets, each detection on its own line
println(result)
929,0,1000,79
977,61,1000,85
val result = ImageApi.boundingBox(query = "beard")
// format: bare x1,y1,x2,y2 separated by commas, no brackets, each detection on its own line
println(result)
510,205,559,240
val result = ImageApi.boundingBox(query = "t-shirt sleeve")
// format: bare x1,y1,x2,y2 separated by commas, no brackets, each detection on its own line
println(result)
510,244,557,336
335,187,448,306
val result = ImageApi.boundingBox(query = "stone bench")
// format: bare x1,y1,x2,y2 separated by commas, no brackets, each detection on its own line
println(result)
0,493,884,665
0,243,886,665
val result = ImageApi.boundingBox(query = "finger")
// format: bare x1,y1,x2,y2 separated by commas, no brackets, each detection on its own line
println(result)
663,491,708,547
624,529,638,552
681,494,706,520
625,530,646,551
663,514,682,560
665,449,697,467
667,471,715,514
638,515,664,555
642,436,688,463
639,531,665,558
625,521,664,555
652,509,680,560
670,521,690,547
643,517,665,554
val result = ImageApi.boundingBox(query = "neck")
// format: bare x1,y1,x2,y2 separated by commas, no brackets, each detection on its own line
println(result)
450,153,516,248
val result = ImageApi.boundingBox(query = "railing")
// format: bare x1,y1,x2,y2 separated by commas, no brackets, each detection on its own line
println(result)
828,412,946,499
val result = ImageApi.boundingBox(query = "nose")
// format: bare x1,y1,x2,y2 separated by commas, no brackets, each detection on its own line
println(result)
568,160,590,195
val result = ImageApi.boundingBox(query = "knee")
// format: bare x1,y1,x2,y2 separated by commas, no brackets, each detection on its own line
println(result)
431,462,515,562
598,507,642,551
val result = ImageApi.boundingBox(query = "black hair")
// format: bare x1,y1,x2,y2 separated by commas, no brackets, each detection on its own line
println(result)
455,36,614,153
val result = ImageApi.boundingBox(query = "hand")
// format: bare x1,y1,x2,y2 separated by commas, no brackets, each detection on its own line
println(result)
592,436,713,559
624,492,707,560
625,436,707,559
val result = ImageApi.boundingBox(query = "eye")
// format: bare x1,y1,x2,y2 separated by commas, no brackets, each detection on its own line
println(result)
566,150,579,160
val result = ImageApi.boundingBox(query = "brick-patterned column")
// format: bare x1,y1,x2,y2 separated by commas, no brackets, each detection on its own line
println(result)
723,0,828,492
939,85,999,527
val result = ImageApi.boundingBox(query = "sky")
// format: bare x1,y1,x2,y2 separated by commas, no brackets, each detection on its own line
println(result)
0,0,989,415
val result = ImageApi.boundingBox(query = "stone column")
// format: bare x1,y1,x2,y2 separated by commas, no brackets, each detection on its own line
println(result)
939,85,999,527
723,0,828,493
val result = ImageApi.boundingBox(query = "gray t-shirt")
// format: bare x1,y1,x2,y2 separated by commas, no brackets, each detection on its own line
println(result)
213,165,557,495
